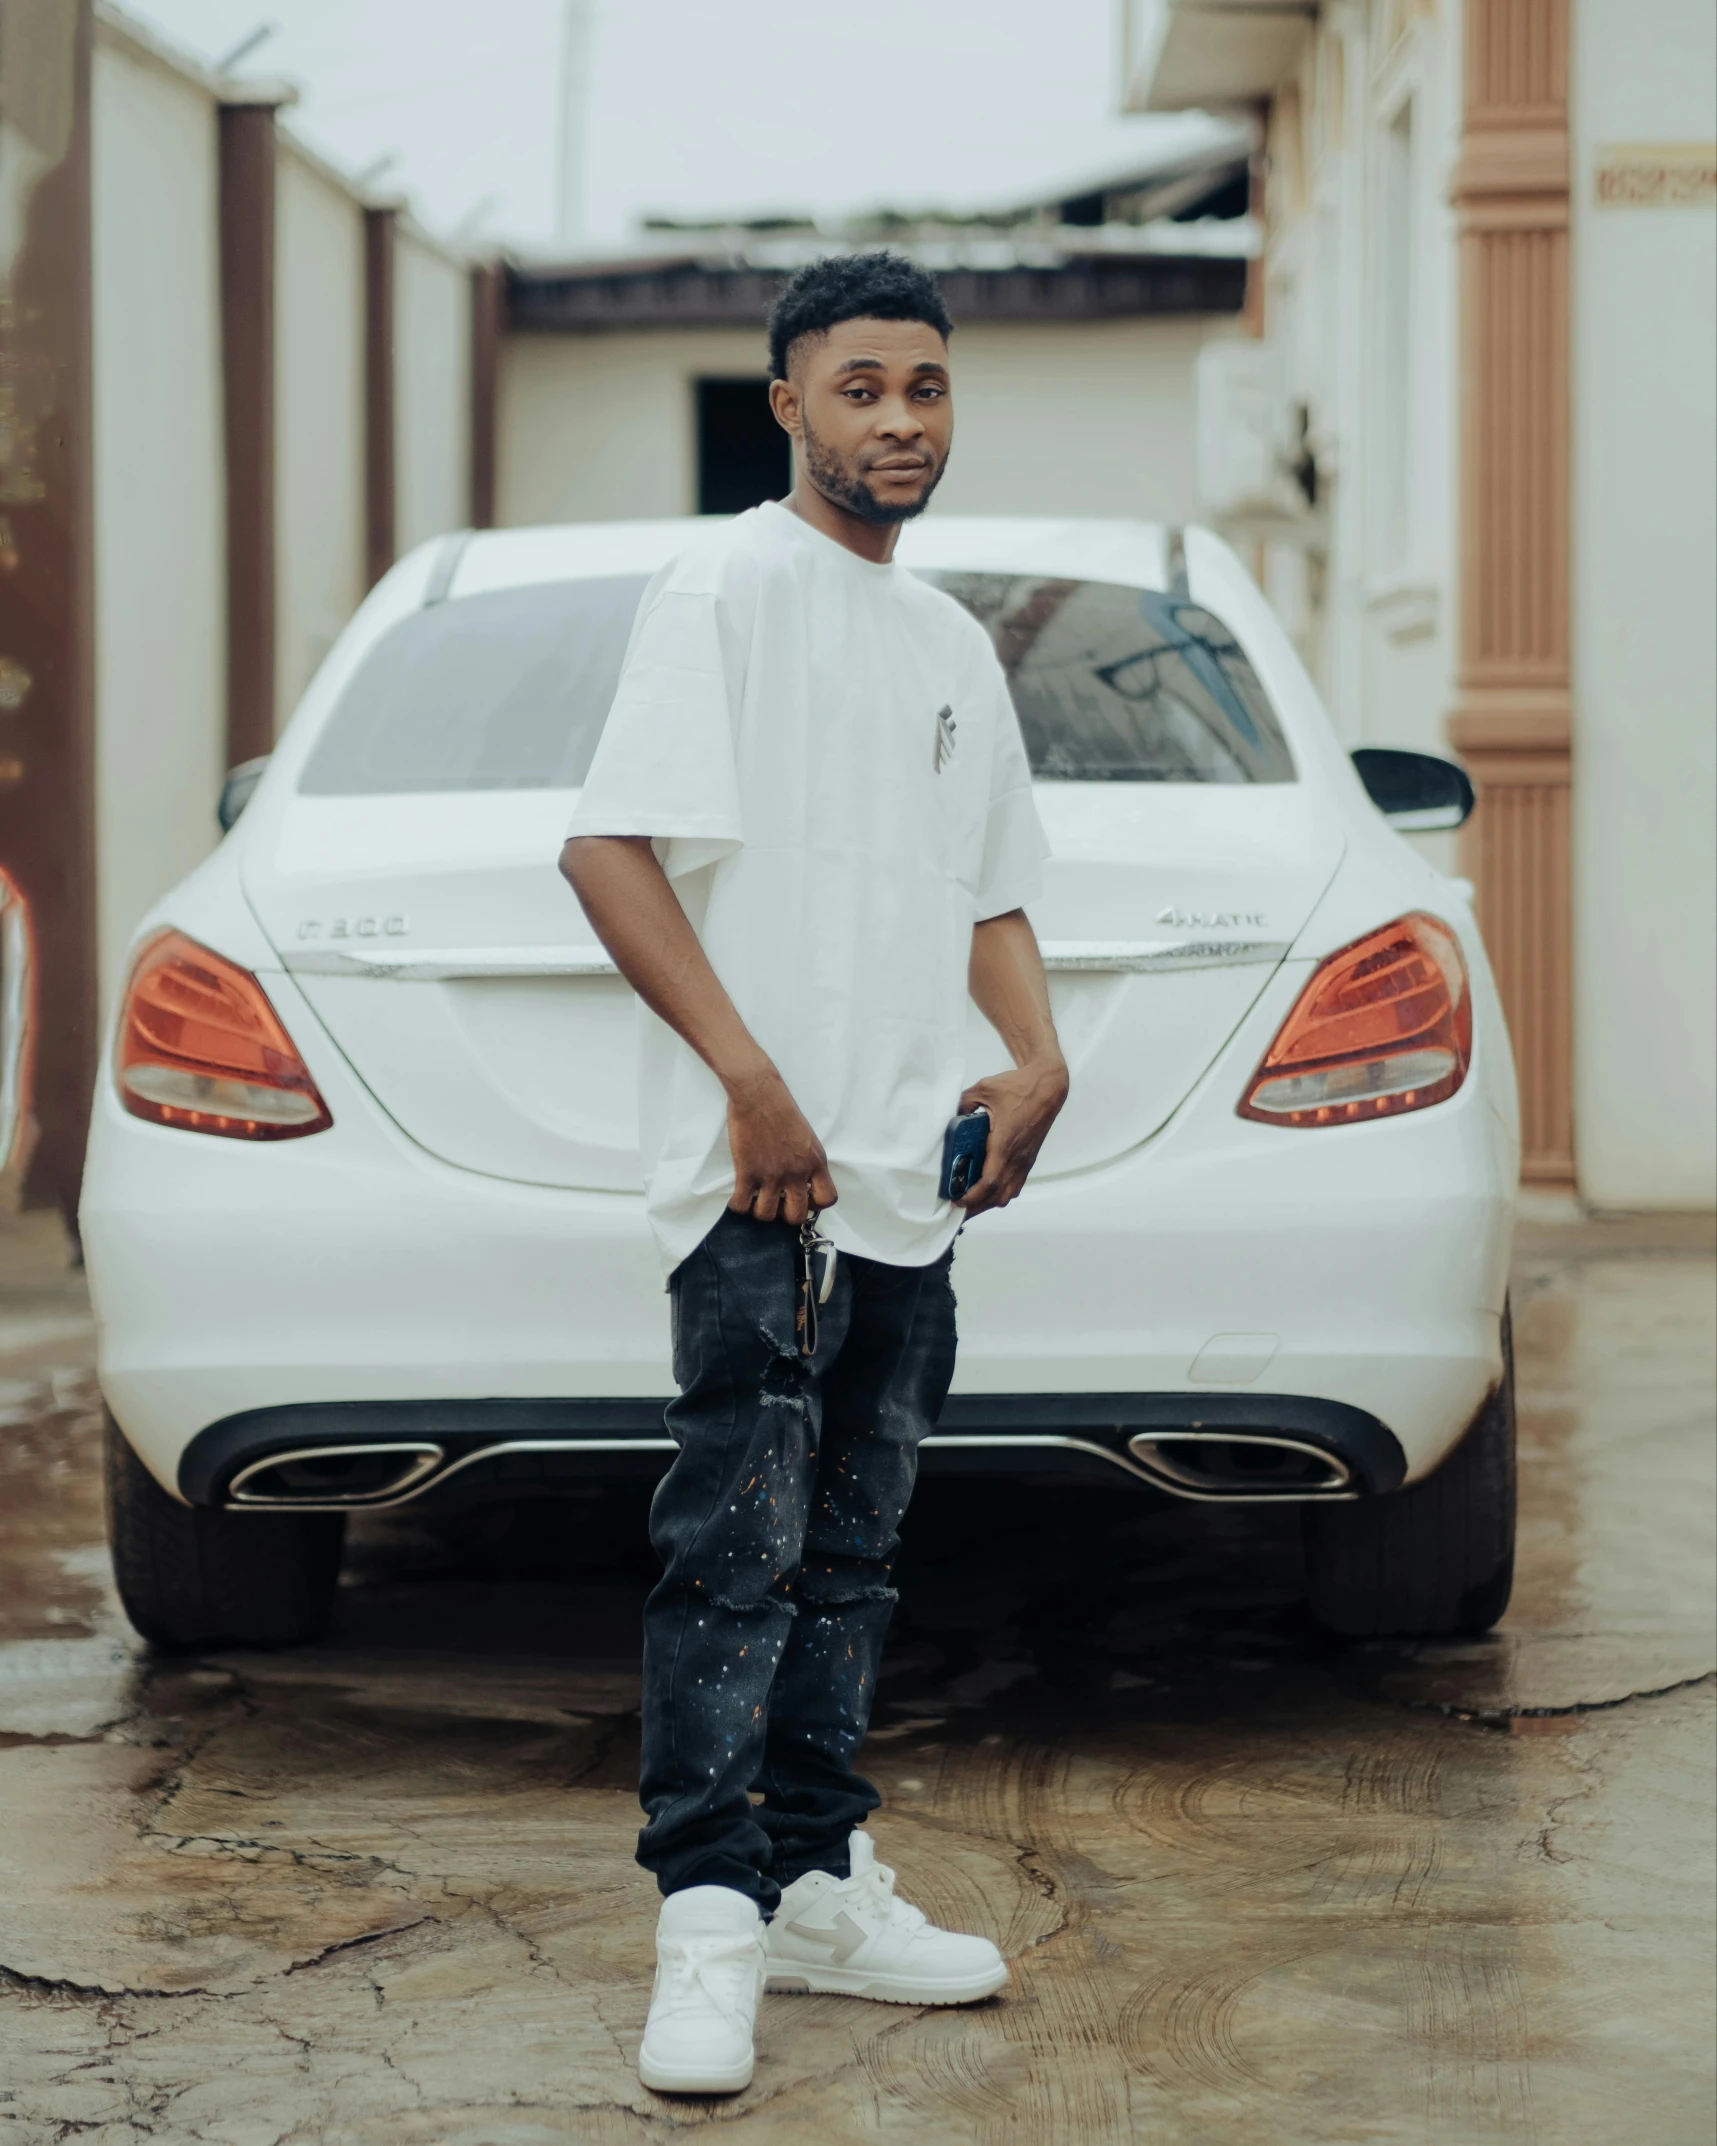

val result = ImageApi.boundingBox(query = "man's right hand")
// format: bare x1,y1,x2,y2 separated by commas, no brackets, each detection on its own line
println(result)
560,838,835,1225
562,838,836,1227
725,1065,837,1226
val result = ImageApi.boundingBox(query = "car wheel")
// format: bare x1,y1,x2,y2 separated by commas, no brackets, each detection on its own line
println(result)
104,1412,345,1648
1303,1307,1516,1639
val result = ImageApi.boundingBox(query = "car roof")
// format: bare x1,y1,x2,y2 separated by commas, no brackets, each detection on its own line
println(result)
451,514,1178,601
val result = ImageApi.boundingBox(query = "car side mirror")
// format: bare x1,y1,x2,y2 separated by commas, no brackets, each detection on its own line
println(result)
218,756,271,834
1350,747,1475,832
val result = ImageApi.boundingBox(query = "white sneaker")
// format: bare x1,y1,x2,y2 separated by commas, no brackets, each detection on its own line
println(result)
638,1886,766,2095
765,1831,1008,2005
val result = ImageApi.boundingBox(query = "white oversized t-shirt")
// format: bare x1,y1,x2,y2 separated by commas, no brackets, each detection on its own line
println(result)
566,501,1048,1277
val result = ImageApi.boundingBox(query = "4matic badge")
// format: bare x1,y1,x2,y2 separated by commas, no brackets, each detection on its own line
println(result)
1156,905,1268,930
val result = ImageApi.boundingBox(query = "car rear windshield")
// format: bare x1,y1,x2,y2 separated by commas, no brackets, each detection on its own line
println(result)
918,572,1294,783
298,568,1294,796
299,577,653,797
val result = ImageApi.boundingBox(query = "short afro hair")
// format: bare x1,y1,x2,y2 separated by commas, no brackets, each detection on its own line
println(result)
767,252,954,380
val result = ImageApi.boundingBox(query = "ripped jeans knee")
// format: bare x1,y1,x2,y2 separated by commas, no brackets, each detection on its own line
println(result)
758,1334,808,1412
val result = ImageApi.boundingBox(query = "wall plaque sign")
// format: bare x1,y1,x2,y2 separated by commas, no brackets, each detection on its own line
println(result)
1595,143,1717,206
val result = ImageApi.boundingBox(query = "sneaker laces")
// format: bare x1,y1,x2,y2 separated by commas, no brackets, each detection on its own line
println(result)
653,1933,760,2028
847,1854,927,1936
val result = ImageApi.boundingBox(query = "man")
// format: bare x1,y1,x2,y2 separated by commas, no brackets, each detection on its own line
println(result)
561,252,1068,2097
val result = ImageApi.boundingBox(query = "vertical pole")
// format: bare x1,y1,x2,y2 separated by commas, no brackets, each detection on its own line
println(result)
468,261,504,529
1242,101,1268,592
218,96,279,769
364,206,397,588
1241,102,1268,341
1448,0,1575,1187
555,0,595,249
0,0,98,1222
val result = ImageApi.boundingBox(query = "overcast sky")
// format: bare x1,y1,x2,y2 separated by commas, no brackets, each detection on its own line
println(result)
123,0,1219,250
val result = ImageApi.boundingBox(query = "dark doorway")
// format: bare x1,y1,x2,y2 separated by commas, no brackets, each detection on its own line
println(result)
696,378,790,515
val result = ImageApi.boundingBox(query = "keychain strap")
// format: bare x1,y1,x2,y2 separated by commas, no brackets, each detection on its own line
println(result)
796,1203,837,1358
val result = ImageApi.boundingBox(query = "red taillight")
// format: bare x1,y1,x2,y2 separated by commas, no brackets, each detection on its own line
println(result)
1238,913,1472,1128
115,931,332,1140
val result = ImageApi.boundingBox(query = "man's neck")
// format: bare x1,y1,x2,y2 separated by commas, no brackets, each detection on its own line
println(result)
783,484,900,565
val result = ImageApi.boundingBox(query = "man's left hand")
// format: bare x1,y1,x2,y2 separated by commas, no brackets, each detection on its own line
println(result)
955,1059,1070,1217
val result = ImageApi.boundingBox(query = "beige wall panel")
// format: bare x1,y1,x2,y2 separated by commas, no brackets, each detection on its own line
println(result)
90,36,225,1018
498,317,1223,529
932,318,1219,522
1361,606,1452,759
395,233,472,554
1358,613,1460,879
498,328,751,526
274,149,365,727
1570,0,1717,1206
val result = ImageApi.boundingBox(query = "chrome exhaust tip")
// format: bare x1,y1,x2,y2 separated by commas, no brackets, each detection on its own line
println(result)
1126,1431,1353,1500
227,1442,445,1508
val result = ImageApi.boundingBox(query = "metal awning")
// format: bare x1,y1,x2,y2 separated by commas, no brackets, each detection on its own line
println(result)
507,254,1246,334
1123,0,1317,114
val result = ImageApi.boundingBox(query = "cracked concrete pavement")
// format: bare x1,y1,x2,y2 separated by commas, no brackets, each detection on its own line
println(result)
0,1213,1712,2142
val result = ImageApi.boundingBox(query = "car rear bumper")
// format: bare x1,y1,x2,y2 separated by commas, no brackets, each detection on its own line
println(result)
173,1387,1412,1512
81,953,1514,1503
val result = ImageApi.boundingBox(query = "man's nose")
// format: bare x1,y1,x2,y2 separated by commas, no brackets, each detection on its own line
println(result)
875,397,925,441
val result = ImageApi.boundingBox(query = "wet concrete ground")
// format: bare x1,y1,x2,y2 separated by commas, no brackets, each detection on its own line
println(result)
1,1214,1712,2143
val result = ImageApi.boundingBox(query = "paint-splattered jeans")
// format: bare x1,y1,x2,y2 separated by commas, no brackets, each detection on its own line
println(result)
637,1209,957,1912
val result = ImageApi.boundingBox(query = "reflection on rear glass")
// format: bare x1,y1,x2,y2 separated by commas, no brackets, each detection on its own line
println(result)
299,576,651,796
298,568,1294,796
920,573,1295,783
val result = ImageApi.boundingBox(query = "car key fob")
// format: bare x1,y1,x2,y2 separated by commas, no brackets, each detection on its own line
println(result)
939,1107,990,1202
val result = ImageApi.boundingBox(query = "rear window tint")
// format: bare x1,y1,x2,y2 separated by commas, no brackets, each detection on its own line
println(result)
298,576,650,796
917,572,1295,783
298,566,1294,795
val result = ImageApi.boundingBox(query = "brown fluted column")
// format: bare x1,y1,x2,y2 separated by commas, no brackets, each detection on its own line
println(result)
1448,0,1575,1185
469,260,505,530
219,94,281,768
364,206,397,587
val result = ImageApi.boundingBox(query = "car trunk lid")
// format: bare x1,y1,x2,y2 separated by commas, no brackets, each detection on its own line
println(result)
243,784,1341,1189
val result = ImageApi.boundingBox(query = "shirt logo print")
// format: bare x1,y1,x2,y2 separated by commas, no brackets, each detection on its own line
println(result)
933,704,957,773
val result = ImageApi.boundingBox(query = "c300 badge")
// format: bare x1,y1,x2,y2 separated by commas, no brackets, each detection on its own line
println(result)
296,915,410,942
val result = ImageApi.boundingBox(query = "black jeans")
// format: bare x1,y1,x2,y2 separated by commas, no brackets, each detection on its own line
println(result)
637,1209,957,1912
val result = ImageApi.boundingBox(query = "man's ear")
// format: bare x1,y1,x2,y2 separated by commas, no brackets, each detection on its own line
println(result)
768,376,802,441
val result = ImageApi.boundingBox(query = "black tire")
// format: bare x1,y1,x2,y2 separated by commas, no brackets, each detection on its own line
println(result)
104,1412,345,1648
1303,1308,1516,1639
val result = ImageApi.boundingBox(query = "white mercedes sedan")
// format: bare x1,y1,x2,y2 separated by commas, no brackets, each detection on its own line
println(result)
81,518,1518,1651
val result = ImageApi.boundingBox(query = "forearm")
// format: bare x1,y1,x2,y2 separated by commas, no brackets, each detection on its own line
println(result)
559,837,772,1093
956,909,1068,1215
968,910,1067,1078
561,835,835,1219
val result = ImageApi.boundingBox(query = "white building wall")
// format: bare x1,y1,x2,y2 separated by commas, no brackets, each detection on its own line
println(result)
1354,12,1460,764
395,230,472,554
1570,0,1717,1206
274,147,366,729
498,316,1230,529
1259,10,1461,738
936,317,1223,521
89,26,225,1018
1253,4,1463,873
